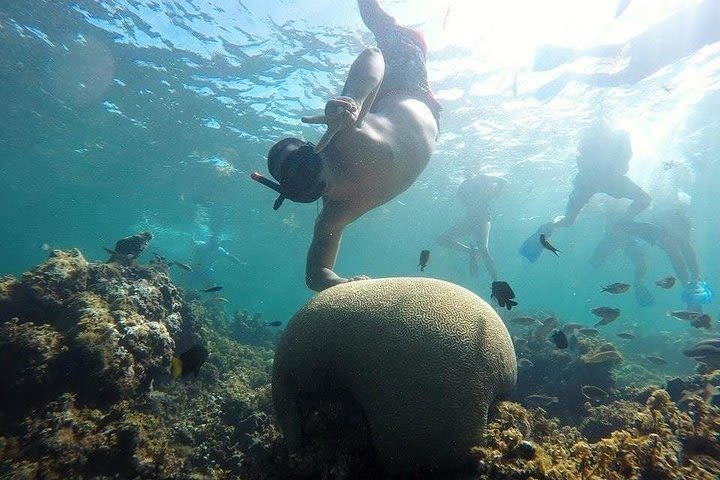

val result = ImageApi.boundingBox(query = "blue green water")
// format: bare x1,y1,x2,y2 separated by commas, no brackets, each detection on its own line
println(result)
1,0,719,375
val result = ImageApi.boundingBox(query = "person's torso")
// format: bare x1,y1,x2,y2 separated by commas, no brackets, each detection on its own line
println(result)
322,98,437,206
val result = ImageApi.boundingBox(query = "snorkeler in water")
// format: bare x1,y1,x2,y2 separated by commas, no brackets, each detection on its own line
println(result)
252,0,441,291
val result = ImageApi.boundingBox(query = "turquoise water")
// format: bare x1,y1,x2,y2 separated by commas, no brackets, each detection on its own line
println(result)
1,0,719,374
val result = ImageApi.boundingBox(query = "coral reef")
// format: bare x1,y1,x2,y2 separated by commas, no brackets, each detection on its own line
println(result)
474,389,720,480
272,277,517,475
0,248,278,479
1,250,719,479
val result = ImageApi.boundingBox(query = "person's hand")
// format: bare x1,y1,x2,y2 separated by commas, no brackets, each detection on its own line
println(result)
302,96,359,153
347,274,370,283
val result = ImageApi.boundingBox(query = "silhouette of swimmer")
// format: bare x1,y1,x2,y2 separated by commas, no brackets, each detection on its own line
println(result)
520,121,650,262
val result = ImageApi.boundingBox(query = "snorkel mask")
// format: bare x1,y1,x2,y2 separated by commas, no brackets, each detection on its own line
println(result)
251,139,325,210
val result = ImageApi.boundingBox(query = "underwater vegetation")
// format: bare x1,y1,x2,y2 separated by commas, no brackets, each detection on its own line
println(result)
0,246,718,479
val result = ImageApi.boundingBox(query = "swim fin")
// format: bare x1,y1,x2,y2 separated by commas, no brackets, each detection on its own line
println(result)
519,231,544,262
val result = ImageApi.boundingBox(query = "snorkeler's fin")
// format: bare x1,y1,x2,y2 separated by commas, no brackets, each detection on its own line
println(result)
519,231,544,263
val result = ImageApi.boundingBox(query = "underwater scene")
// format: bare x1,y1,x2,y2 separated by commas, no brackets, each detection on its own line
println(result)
1,0,720,478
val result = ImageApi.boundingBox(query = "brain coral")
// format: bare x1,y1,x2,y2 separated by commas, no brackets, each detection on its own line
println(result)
272,277,517,474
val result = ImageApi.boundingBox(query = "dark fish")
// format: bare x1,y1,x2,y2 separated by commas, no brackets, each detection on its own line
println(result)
582,385,609,402
644,355,667,366
655,276,676,289
171,261,194,272
539,234,559,256
667,311,712,329
601,283,631,294
616,332,635,340
113,231,153,259
203,286,223,293
264,321,282,327
690,314,712,330
171,344,209,379
419,249,430,272
591,307,621,321
491,281,518,310
550,329,568,349
667,310,706,321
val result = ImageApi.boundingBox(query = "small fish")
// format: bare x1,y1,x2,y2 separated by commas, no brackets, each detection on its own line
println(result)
582,350,623,364
644,355,667,366
419,249,430,272
539,234,559,256
518,358,534,368
591,307,621,326
513,337,528,348
578,328,600,337
667,310,706,322
616,332,635,340
550,329,568,349
510,316,538,326
582,385,609,402
661,84,673,93
214,297,230,303
690,314,712,330
534,316,559,340
264,321,282,327
661,161,675,171
203,286,223,293
152,252,168,263
655,276,676,289
561,323,584,333
170,344,209,379
525,394,559,408
41,242,52,252
601,283,631,294
171,261,194,272
491,281,518,310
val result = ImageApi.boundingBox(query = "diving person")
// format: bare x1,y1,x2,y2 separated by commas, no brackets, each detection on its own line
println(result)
520,121,651,262
251,0,441,291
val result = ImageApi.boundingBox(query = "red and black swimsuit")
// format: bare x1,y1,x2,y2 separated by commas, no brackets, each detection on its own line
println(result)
368,22,442,127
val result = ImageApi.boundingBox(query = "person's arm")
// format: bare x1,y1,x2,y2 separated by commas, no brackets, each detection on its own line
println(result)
620,177,651,219
306,200,368,291
302,46,385,152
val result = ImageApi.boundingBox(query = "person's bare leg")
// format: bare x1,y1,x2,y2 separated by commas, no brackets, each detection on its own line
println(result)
476,221,498,281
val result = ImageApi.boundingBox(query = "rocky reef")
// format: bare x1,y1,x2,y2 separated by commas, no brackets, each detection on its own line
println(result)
1,249,718,479
0,248,278,479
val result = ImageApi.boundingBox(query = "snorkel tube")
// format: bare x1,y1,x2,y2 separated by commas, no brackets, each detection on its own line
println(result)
250,172,286,210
